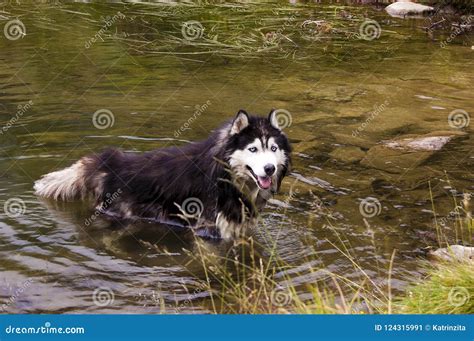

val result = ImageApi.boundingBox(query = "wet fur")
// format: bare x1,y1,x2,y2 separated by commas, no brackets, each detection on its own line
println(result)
34,111,292,240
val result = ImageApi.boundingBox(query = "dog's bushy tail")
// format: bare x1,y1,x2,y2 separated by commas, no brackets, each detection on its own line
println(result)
34,157,96,201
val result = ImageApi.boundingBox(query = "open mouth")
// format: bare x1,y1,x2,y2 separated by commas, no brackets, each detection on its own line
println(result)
246,166,272,190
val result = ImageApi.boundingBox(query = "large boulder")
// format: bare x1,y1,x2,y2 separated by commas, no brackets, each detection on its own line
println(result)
385,1,435,18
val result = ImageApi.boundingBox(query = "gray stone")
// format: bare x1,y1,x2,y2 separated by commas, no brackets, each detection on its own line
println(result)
429,245,474,263
384,136,452,151
385,1,435,18
360,131,467,173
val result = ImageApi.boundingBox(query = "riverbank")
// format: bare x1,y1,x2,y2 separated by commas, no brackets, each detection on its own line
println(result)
190,203,472,314
194,249,473,314
395,260,473,314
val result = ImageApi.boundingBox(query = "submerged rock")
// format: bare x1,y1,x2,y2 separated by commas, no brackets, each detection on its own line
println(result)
361,131,466,173
385,1,435,18
331,132,373,149
361,144,432,173
384,131,466,151
291,172,348,195
384,136,452,151
304,86,364,103
330,146,366,163
429,245,474,263
294,140,324,154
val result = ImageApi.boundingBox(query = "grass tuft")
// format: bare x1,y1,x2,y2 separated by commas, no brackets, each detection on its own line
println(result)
395,261,474,314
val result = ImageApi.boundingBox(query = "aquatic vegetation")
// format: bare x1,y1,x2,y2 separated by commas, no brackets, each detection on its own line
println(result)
185,236,389,314
176,191,472,314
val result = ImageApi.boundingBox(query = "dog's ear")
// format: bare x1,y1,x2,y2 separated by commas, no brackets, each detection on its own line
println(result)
230,110,249,135
268,109,281,130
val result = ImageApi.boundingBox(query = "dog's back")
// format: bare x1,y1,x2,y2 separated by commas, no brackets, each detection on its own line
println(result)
35,110,292,240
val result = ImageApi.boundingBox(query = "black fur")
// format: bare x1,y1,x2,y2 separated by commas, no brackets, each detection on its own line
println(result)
59,111,291,239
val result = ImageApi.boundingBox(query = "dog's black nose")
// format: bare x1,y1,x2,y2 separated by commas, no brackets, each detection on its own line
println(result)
264,164,276,176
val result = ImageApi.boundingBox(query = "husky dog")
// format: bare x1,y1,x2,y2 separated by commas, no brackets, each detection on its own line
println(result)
34,110,292,240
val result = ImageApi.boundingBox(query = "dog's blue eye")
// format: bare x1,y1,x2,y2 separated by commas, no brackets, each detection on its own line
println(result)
248,147,257,152
271,145,277,152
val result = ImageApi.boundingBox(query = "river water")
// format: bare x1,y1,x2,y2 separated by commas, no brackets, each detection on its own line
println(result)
0,1,472,313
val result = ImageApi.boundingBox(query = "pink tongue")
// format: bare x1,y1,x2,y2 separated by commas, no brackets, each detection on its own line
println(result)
257,176,272,189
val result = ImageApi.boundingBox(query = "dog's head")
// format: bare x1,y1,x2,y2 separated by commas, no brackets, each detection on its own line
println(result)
225,109,292,194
